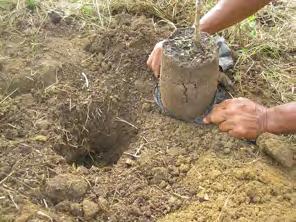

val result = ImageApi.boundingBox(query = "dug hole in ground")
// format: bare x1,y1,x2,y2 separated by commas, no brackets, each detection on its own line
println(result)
0,0,295,222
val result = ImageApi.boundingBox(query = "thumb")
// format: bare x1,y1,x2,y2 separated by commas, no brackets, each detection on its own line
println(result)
203,115,211,124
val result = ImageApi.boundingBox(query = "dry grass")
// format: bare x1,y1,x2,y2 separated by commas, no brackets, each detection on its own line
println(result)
0,0,295,104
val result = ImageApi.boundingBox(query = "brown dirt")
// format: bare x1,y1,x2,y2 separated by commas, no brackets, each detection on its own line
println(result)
160,28,219,121
0,8,295,222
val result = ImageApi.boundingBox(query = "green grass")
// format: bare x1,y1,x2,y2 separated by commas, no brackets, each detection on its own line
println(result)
26,0,39,11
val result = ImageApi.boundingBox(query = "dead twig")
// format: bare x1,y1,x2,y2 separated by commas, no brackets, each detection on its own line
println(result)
123,152,139,159
194,0,201,45
36,211,53,222
0,171,15,185
9,194,19,210
81,72,89,88
216,183,243,222
115,117,138,130
0,88,18,104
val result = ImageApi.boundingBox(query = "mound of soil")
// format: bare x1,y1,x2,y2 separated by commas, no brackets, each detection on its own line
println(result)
0,9,295,222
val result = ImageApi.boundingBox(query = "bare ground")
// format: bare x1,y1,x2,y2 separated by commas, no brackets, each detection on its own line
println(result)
0,2,295,222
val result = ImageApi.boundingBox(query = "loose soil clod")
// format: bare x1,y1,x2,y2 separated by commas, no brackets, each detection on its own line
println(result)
160,28,219,121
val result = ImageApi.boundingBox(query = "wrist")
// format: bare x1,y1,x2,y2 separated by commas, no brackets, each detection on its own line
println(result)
264,107,278,134
257,106,269,134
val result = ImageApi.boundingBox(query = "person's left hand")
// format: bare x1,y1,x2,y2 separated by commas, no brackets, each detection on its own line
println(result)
203,98,268,139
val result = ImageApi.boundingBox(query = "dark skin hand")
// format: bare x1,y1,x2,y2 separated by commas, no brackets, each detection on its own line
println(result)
147,0,296,139
203,98,296,139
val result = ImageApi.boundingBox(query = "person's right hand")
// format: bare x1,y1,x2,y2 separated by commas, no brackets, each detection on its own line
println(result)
147,40,164,78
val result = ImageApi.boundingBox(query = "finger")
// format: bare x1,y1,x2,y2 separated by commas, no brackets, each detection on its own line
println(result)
217,98,233,106
219,120,234,132
204,110,227,124
203,115,211,124
147,53,153,68
154,59,161,77
151,61,159,77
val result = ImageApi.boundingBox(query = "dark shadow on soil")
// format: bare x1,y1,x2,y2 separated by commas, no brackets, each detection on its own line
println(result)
53,100,138,168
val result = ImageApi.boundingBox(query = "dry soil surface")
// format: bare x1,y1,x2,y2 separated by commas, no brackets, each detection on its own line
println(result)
0,10,295,222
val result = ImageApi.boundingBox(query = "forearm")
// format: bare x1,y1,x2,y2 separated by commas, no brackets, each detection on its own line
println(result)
200,0,272,34
265,103,296,134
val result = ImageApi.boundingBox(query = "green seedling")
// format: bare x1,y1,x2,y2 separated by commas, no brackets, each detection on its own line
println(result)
26,0,39,11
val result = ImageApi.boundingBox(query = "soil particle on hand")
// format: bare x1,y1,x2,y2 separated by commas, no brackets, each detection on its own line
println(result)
82,199,99,219
257,133,295,168
45,174,89,204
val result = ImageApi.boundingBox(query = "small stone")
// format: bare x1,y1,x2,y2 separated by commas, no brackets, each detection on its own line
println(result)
128,205,142,216
83,199,99,219
97,53,104,64
213,183,223,192
165,184,171,190
101,61,110,71
151,167,170,184
32,135,48,142
159,180,167,189
77,166,89,175
257,133,295,168
176,155,186,166
204,193,210,201
55,201,70,212
70,203,83,217
45,174,88,203
170,166,179,176
125,158,135,167
223,148,231,154
98,197,109,212
210,169,221,179
48,11,63,24
168,196,177,204
179,164,190,173
142,103,152,112
35,120,50,130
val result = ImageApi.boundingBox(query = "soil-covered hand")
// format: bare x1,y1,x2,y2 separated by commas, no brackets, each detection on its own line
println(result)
147,40,164,78
203,98,268,139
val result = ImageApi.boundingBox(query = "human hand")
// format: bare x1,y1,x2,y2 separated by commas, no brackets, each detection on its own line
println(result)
147,40,164,78
203,98,268,139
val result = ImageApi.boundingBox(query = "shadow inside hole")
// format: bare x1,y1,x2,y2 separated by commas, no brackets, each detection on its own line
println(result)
55,121,138,168
53,102,138,168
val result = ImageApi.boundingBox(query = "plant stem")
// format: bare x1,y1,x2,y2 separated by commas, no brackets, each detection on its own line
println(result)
194,0,201,46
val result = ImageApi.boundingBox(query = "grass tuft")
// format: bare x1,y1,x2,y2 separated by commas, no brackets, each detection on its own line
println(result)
26,0,39,11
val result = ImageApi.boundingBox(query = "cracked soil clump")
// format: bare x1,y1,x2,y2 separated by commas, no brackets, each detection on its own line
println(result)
160,28,219,121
